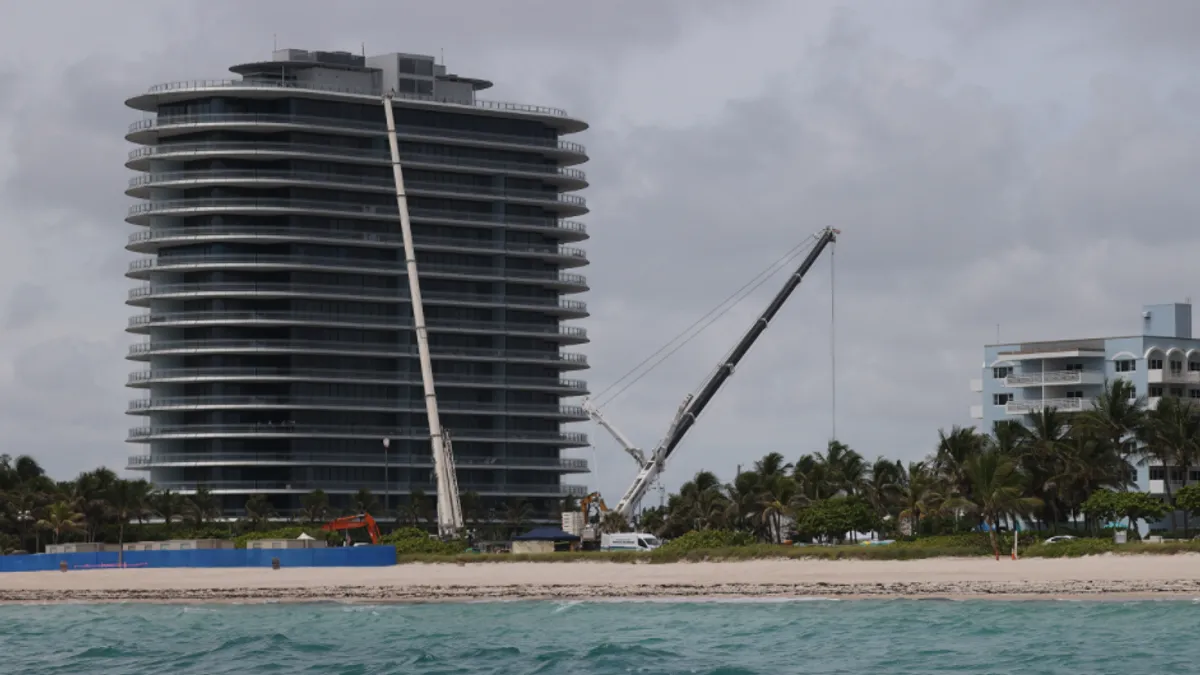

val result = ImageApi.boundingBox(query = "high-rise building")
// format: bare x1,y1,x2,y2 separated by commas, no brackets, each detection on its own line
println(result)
124,48,591,519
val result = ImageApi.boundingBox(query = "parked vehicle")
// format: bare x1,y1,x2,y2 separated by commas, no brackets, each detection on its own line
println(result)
600,532,662,551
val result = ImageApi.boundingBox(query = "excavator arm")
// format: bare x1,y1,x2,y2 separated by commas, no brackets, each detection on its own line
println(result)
321,513,382,545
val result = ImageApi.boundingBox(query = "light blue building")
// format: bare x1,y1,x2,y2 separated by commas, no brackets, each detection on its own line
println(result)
970,302,1200,520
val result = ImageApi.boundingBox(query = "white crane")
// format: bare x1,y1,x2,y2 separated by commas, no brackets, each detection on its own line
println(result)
382,91,463,538
596,227,840,521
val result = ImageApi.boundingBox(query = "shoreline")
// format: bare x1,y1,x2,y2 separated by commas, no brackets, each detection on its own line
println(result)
6,557,1200,605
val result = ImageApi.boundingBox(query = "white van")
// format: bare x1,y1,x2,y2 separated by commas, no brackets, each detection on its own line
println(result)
600,532,662,552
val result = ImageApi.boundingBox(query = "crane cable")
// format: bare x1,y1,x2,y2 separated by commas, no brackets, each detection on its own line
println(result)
591,234,822,409
830,239,837,441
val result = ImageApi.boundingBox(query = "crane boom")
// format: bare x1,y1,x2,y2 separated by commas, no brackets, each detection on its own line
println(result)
581,398,646,466
612,227,839,518
382,92,462,538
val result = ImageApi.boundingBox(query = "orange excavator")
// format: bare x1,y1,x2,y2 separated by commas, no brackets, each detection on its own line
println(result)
321,513,382,545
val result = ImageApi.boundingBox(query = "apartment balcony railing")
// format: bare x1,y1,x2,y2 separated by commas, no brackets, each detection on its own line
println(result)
131,113,584,153
127,227,588,258
127,368,588,392
127,396,587,418
125,309,587,342
126,340,588,367
127,170,586,208
125,198,588,236
1147,369,1200,385
128,453,589,471
1004,397,1086,415
1003,370,1104,387
126,142,587,182
146,479,589,497
128,424,588,444
127,254,588,284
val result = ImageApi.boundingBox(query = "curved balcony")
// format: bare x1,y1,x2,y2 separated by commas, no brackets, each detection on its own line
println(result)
128,453,589,472
126,340,589,369
139,480,589,498
127,287,586,317
127,254,590,288
125,276,580,305
127,81,588,134
124,198,589,242
126,141,587,180
127,114,587,158
127,396,588,419
126,170,587,215
126,151,587,190
126,309,587,344
127,368,588,394
127,424,589,446
126,226,588,265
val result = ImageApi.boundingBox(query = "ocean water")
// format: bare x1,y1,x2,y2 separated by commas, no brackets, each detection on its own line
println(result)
1,598,1196,674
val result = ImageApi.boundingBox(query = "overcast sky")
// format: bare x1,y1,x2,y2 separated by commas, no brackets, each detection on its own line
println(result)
2,0,1199,501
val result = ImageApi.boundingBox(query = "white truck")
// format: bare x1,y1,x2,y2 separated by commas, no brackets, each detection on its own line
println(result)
600,532,662,552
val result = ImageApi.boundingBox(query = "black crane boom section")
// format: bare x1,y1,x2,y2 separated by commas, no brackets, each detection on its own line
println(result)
657,227,838,461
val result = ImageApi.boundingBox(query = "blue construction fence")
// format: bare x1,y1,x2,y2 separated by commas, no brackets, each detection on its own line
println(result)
0,545,396,573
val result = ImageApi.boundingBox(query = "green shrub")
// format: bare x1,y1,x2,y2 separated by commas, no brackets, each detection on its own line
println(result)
656,529,755,554
381,527,466,555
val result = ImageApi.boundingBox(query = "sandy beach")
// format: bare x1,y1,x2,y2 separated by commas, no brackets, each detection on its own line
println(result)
4,555,1200,603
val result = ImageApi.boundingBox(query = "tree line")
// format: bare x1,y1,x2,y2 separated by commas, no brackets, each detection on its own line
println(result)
0,460,546,554
626,380,1200,556
5,380,1200,556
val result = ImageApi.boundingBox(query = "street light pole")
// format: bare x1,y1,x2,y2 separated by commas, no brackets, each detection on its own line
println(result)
382,437,390,517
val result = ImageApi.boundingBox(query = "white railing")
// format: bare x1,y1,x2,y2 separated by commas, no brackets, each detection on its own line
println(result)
1005,370,1085,386
1005,397,1086,415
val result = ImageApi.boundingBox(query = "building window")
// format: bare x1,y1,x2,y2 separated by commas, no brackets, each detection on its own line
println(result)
1065,390,1084,398
1150,358,1164,370
1064,363,1083,371
1190,390,1200,399
1150,385,1164,397
992,366,1012,379
1190,361,1200,372
1190,470,1200,482
1171,387,1185,397
1150,466,1165,480
1171,360,1183,374
1115,359,1136,372
993,393,1012,405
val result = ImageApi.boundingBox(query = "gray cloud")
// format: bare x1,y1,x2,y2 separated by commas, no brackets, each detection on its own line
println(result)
0,1,1197,501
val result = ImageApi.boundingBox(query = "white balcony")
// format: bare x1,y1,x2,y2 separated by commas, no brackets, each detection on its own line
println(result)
1004,370,1104,388
1004,397,1086,415
969,405,983,419
1147,369,1200,384
969,378,983,393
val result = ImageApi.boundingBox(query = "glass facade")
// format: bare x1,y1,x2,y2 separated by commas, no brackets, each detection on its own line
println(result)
123,57,590,520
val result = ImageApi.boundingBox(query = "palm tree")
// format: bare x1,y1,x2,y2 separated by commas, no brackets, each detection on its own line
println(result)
37,501,82,544
107,479,151,558
601,511,629,533
244,494,275,528
183,486,220,527
501,499,533,536
151,489,183,533
957,449,1042,559
934,425,986,502
864,457,901,522
1020,408,1071,530
895,461,942,536
300,490,330,524
1078,378,1146,465
352,488,380,515
1137,396,1200,532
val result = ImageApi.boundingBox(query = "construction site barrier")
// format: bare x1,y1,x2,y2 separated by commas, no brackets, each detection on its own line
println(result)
0,545,396,572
